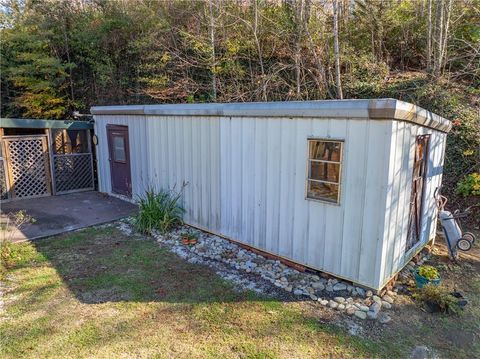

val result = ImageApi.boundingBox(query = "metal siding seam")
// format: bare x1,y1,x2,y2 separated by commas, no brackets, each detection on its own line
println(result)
292,119,310,264
308,118,329,269
323,119,346,276
303,119,313,264
394,123,411,272
374,121,390,284
252,118,257,244
395,124,415,278
339,120,363,279
389,122,407,281
355,120,370,282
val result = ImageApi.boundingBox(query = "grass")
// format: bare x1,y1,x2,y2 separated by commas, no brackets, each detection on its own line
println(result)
1,225,478,358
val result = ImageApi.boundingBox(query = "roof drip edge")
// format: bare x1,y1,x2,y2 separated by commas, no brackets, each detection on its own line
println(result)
90,99,451,133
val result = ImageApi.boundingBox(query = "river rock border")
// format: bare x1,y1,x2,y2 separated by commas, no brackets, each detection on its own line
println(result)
116,219,433,324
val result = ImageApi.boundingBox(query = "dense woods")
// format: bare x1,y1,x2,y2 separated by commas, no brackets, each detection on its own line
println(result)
0,0,479,219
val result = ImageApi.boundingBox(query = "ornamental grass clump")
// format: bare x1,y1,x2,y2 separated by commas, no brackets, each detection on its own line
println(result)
134,187,185,234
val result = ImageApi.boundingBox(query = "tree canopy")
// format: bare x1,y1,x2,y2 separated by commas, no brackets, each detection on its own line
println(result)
1,0,478,119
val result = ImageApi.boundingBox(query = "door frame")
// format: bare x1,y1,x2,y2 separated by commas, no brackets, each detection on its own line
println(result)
405,134,430,253
106,124,132,197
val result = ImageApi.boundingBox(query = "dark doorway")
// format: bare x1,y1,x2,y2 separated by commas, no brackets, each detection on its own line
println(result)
107,125,132,197
406,134,430,252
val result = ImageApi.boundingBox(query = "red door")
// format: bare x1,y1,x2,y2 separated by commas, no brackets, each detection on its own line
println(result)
107,125,132,197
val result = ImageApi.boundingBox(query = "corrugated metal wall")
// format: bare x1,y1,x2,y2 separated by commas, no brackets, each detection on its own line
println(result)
94,114,445,289
378,122,446,287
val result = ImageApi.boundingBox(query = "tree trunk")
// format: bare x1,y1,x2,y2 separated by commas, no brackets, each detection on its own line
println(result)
377,3,384,63
440,0,453,74
294,0,304,99
208,0,217,101
332,0,343,99
63,18,75,106
253,0,267,101
426,0,432,71
305,27,334,99
433,0,444,77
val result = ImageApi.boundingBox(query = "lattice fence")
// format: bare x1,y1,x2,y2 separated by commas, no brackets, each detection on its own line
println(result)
53,153,94,193
3,136,51,199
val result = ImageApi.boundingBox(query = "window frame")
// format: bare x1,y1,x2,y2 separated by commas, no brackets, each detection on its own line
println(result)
305,138,344,205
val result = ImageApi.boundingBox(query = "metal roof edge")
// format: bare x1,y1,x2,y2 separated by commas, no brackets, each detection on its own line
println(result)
368,99,451,133
90,99,451,133
91,100,372,118
90,105,145,115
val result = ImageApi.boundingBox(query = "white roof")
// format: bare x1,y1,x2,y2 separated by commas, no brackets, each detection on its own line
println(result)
91,98,451,133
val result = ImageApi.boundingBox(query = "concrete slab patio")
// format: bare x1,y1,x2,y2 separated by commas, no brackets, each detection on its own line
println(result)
1,191,137,242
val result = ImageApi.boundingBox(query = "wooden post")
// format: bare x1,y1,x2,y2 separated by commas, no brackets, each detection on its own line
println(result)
0,128,11,200
2,136,15,199
46,129,56,195
86,129,95,190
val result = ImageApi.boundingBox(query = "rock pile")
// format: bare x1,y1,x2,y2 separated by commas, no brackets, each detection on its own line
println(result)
118,220,397,323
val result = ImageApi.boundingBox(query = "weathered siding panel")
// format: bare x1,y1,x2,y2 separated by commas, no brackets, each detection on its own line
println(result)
340,120,368,280
306,119,329,270
360,121,391,286
379,123,447,287
321,120,348,276
423,130,446,243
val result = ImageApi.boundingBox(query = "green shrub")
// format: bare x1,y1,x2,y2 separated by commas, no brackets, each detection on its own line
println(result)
456,172,480,196
418,265,440,280
134,187,185,234
413,284,460,314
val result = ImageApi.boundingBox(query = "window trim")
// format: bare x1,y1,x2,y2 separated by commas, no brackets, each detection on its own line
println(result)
305,138,344,205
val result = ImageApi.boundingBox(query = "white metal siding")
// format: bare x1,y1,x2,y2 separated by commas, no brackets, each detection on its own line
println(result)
94,113,445,290
96,115,392,288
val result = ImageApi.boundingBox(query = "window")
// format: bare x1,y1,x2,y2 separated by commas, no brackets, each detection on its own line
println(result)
306,139,343,204
113,136,126,162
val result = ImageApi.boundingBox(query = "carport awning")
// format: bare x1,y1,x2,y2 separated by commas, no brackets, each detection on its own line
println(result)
1,118,93,130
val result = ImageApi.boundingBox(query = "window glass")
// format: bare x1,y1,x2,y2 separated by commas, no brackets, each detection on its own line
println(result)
309,141,342,161
310,162,341,183
307,181,339,203
306,139,343,203
113,136,126,162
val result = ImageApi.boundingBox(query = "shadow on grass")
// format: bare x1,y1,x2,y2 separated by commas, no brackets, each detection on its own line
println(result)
26,226,291,305
3,226,409,359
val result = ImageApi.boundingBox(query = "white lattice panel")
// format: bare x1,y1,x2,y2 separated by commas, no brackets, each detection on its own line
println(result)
4,136,51,199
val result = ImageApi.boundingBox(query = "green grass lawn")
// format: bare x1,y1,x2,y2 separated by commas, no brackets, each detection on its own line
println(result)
1,226,478,358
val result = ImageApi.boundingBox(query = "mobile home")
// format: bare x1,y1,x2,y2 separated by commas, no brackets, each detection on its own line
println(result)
91,99,451,290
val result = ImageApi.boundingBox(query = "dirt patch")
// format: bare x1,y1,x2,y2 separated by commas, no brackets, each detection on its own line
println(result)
358,232,480,357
